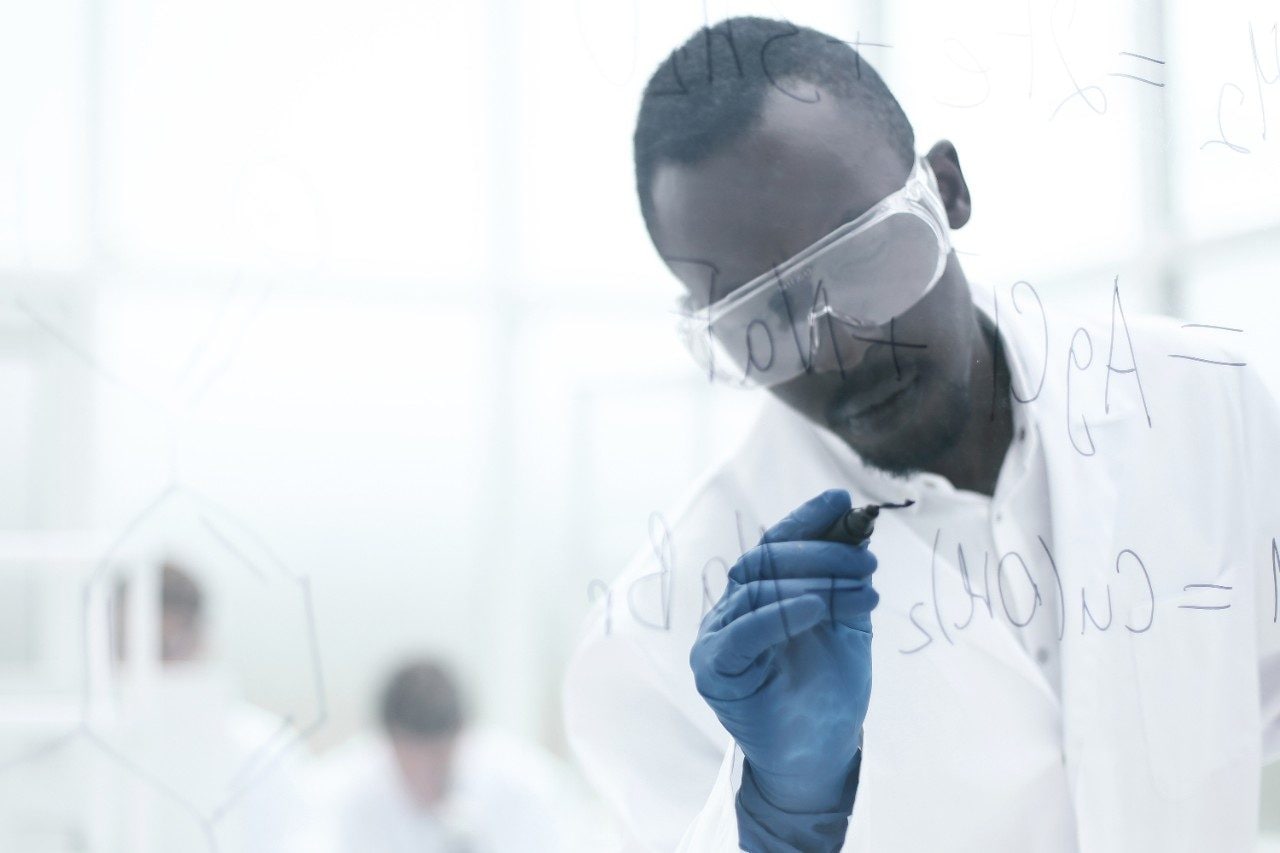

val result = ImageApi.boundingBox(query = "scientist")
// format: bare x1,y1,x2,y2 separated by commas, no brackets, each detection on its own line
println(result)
311,658,577,853
564,16,1280,852
110,561,308,852
112,562,205,663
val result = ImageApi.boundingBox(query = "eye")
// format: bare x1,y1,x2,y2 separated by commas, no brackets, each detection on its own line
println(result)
765,278,806,318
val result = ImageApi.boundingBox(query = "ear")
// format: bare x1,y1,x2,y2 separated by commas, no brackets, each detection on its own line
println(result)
925,140,971,230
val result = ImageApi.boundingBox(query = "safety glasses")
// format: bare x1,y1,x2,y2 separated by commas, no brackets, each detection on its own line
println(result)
674,157,951,388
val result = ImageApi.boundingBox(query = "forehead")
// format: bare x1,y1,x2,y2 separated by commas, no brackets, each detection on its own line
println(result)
650,87,910,299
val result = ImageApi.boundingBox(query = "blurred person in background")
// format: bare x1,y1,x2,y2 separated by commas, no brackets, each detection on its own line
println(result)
110,560,309,852
112,562,205,664
310,657,580,853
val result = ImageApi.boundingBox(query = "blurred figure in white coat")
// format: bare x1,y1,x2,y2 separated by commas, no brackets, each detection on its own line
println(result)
108,561,309,853
311,658,581,853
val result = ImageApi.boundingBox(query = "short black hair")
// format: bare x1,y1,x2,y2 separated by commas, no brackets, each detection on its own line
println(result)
633,16,915,232
379,659,465,738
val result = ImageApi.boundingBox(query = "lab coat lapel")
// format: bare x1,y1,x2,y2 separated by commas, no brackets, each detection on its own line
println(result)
985,277,1128,625
973,282,1128,700
1039,415,1124,633
1033,300,1128,613
1027,293,1134,827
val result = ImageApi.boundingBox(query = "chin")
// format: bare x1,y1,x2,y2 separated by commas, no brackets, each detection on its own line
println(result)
835,377,971,477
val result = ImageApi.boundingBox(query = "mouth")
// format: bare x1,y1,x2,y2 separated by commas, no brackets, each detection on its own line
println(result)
827,367,919,432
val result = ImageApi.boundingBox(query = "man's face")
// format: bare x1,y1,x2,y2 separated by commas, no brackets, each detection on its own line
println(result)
649,87,976,477
388,730,457,811
111,599,205,666
160,612,203,663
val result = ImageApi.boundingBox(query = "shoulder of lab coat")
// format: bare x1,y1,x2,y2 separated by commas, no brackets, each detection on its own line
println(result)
220,701,314,853
455,726,568,792
302,733,401,853
309,731,392,801
306,728,584,853
451,726,584,852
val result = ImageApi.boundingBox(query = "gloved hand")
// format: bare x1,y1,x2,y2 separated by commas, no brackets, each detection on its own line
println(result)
690,489,878,851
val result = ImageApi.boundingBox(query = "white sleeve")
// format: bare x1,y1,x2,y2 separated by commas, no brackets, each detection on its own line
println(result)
563,623,742,852
673,747,744,851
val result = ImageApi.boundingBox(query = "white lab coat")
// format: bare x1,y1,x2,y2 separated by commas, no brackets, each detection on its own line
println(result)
76,666,310,853
563,280,1280,852
307,727,581,853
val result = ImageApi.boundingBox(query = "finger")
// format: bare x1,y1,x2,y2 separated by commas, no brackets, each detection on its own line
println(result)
760,489,852,544
699,578,744,634
711,594,827,673
716,578,879,629
717,578,874,619
691,629,774,702
730,540,877,585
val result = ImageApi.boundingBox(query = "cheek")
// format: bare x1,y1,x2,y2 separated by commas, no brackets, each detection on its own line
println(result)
897,276,973,373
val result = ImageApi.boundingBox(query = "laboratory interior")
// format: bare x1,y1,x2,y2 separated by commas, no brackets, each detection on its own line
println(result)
2,0,1280,851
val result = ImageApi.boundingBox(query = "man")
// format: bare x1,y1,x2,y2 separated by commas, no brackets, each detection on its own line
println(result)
113,562,206,663
312,658,578,853
564,16,1280,852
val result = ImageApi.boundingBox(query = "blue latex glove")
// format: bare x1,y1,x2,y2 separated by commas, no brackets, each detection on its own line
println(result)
689,489,878,852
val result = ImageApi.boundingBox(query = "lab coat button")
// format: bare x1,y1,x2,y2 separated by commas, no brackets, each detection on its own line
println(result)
1035,647,1050,665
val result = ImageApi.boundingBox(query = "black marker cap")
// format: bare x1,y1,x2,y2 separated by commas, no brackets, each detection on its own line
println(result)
821,505,880,546
820,499,915,547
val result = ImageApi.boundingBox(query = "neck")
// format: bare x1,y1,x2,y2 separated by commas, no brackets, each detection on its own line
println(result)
925,306,1014,496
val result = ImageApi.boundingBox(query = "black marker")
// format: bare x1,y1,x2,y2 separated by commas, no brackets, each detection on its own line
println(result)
821,500,915,546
